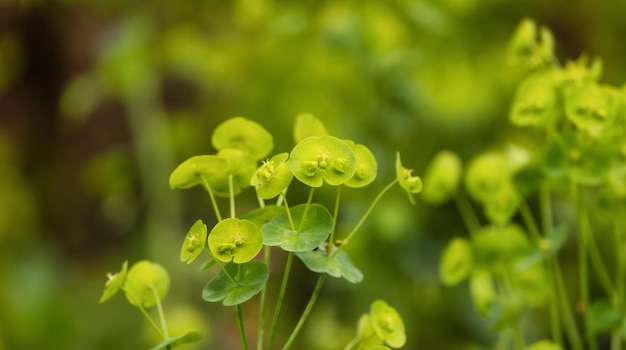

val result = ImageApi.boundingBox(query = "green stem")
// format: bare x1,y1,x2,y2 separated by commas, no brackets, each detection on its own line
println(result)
328,186,342,254
573,185,597,350
281,192,295,233
214,259,237,285
257,246,270,350
518,198,542,244
266,252,294,350
552,258,584,350
453,191,482,236
281,274,327,350
151,284,169,339
612,225,624,350
122,287,165,340
201,174,223,222
236,303,249,350
229,174,236,218
297,187,316,232
586,217,620,304
336,179,397,251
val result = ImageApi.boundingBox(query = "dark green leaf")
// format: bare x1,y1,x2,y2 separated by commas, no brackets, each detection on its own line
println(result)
202,260,269,306
262,203,333,252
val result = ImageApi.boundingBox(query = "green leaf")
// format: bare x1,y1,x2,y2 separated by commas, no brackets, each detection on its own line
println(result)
525,340,563,350
464,152,509,204
288,135,357,187
293,112,328,143
395,152,422,205
439,237,472,287
509,72,560,129
208,218,263,264
369,300,406,348
421,150,462,205
99,260,128,304
483,184,520,225
345,141,378,188
469,270,496,316
590,299,622,334
147,331,204,350
180,220,208,264
296,248,363,283
250,153,293,199
211,117,273,160
472,224,531,269
488,295,524,331
208,148,257,197
262,203,333,252
124,260,170,308
169,155,228,190
354,314,385,348
202,260,269,306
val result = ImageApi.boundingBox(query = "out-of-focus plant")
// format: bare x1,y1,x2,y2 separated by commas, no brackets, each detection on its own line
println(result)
100,114,418,349
433,17,626,350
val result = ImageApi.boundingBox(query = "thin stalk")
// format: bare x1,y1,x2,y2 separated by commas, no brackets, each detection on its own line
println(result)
612,225,624,350
453,191,482,236
586,217,620,305
336,179,397,251
573,185,597,350
328,186,342,254
552,258,584,350
257,245,270,350
151,284,169,339
297,187,316,232
518,198,542,244
236,304,249,350
201,174,223,222
135,300,165,340
540,183,563,345
281,274,327,350
229,174,236,218
266,252,294,350
281,192,295,233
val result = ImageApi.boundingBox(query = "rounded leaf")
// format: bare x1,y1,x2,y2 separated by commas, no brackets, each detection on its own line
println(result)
484,184,520,225
169,155,228,190
208,218,263,263
465,152,509,204
124,260,170,308
296,248,363,283
250,153,293,199
345,142,378,188
288,135,357,187
208,148,257,197
99,260,128,304
439,237,473,286
421,150,462,205
370,300,406,348
509,73,559,128
202,260,269,306
293,112,327,143
395,152,422,205
469,270,496,316
565,83,617,137
262,203,333,252
211,117,273,160
180,220,208,264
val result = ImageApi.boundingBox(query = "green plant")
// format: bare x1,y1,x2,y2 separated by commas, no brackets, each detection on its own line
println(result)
435,18,626,350
99,113,416,349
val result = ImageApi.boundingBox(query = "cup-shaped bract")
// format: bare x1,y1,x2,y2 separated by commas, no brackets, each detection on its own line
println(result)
440,237,473,287
250,153,293,199
211,117,273,160
124,260,170,308
288,135,357,187
472,224,531,269
169,155,228,190
344,141,378,188
484,184,520,225
99,260,128,304
180,220,208,264
293,112,328,143
208,148,258,197
509,73,560,129
208,218,263,263
469,270,495,316
507,17,537,66
370,300,406,349
395,152,422,205
421,150,462,205
565,83,617,137
464,152,509,204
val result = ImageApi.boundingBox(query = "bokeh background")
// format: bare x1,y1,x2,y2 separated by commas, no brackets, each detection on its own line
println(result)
1,0,625,349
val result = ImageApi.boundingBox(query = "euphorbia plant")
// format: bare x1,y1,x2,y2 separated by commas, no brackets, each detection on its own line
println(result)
100,113,419,349
435,17,626,350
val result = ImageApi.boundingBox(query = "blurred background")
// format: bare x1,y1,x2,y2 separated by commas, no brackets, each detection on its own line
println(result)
1,0,625,349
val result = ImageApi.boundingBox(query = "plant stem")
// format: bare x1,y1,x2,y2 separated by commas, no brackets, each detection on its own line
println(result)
297,187,316,232
236,303,249,350
201,174,223,222
257,246,270,350
151,284,169,339
453,191,482,236
328,186,342,254
552,258,584,350
336,179,397,250
266,252,294,350
612,225,624,350
229,174,236,218
123,287,165,340
518,198,542,244
281,274,327,350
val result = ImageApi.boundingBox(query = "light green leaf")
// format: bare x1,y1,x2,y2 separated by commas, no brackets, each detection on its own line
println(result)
345,142,378,188
211,117,273,160
288,135,357,187
369,300,406,348
421,150,462,205
124,260,170,308
395,152,422,205
296,248,363,283
525,340,563,350
147,331,204,350
180,220,207,264
169,155,228,190
439,237,472,287
293,112,327,143
262,203,333,252
250,153,293,199
208,218,263,264
99,260,128,304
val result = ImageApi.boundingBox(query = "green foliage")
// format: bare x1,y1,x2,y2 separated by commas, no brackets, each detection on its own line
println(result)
202,260,269,306
262,203,333,252
123,260,170,308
